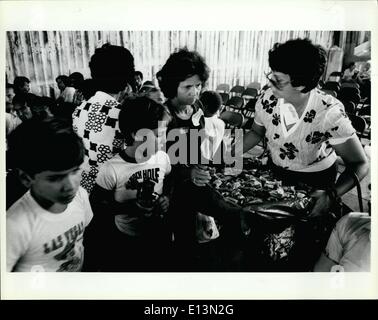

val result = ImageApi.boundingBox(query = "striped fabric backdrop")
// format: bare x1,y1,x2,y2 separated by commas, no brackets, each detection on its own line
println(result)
6,31,335,98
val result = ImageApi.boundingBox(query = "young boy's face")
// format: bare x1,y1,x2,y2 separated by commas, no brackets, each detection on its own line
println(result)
14,102,32,121
19,81,30,94
175,74,202,106
29,165,82,206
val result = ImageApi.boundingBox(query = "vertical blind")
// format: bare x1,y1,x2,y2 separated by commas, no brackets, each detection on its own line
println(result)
6,31,334,98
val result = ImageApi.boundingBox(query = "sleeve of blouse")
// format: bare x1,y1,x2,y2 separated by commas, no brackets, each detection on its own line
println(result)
323,101,356,145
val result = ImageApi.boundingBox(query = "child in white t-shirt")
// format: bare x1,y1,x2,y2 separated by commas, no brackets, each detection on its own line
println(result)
88,97,173,271
199,90,226,162
6,118,93,272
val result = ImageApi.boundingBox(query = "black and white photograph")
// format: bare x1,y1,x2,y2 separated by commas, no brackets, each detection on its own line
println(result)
1,0,377,300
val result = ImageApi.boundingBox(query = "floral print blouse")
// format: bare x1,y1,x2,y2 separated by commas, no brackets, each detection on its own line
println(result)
254,88,355,172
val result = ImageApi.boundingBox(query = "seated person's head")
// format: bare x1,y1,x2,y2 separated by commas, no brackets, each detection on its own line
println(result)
6,83,15,113
13,76,30,95
76,79,97,102
157,47,210,105
7,118,85,205
139,84,165,104
268,38,327,93
13,94,32,121
69,72,85,89
346,62,356,71
134,71,143,90
119,97,170,159
27,95,54,120
146,88,165,104
199,90,222,117
56,75,71,91
89,43,135,94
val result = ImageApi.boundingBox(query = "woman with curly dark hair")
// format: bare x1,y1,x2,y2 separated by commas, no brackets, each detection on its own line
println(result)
157,48,250,271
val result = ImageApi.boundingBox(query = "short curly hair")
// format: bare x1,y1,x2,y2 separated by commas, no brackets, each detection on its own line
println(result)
89,43,135,94
268,38,327,93
157,47,210,99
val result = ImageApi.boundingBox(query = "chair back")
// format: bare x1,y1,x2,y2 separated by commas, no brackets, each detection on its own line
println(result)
322,89,337,98
230,85,245,96
226,96,244,112
242,87,258,99
220,110,244,129
330,71,343,78
341,100,356,114
341,82,360,89
357,105,370,117
339,89,361,105
323,81,340,93
246,82,261,91
328,71,343,82
216,83,231,93
340,86,360,96
347,113,366,140
243,98,256,119
219,92,230,105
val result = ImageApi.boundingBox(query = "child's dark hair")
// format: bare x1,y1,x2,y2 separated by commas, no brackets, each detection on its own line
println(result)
157,47,210,99
268,38,327,93
200,91,222,116
77,79,97,100
69,72,85,88
135,71,143,79
13,76,30,93
89,43,135,94
7,118,85,175
56,75,71,86
119,96,169,145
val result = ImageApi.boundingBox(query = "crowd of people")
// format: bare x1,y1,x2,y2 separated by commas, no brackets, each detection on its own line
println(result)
5,38,370,273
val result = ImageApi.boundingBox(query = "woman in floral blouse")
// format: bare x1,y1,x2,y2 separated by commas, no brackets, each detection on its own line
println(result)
242,38,369,219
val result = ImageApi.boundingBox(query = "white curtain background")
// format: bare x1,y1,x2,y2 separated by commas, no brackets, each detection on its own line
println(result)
6,31,336,98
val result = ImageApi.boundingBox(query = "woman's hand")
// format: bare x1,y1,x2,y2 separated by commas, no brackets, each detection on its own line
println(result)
190,165,211,186
308,189,333,219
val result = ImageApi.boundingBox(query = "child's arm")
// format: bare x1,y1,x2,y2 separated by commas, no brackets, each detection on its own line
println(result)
89,184,142,219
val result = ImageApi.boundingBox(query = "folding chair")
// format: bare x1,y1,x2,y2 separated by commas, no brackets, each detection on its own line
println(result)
341,82,360,90
339,89,361,106
341,100,356,115
220,110,244,129
242,99,256,131
328,71,343,82
340,86,360,97
219,92,230,106
246,82,261,91
329,71,343,78
323,81,340,93
322,89,337,98
216,83,231,93
225,96,244,113
347,113,366,140
242,87,259,99
230,85,245,97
